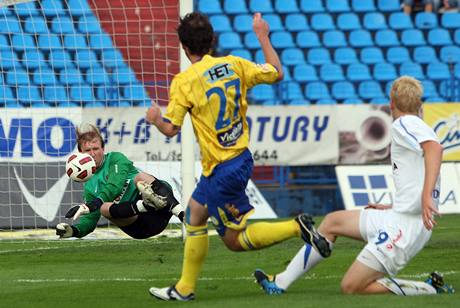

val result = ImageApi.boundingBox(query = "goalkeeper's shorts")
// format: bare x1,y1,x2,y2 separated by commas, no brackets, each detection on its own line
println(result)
192,149,254,236
120,206,172,239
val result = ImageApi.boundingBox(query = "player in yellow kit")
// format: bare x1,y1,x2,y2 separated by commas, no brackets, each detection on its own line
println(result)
145,12,330,301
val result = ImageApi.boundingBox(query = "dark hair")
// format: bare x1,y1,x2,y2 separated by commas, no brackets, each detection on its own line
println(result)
177,12,215,56
76,123,105,151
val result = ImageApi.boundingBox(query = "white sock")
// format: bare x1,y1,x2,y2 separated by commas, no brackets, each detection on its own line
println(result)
135,200,148,213
377,277,437,295
275,240,333,290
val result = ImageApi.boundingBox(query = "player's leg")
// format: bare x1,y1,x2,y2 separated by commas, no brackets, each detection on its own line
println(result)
100,202,138,227
117,206,172,239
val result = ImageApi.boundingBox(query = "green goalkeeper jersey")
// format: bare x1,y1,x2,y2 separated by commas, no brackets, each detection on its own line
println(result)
73,152,140,237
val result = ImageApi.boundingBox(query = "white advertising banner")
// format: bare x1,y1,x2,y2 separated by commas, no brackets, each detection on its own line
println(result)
336,163,460,214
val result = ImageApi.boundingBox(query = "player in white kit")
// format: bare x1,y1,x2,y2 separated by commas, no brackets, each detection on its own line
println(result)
254,76,454,296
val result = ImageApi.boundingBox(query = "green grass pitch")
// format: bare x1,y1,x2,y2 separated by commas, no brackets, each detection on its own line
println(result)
1,214,458,308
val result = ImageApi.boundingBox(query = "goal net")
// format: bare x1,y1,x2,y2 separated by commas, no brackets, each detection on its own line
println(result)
0,0,183,240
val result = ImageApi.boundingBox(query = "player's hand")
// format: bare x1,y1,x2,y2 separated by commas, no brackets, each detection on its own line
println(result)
422,197,439,230
65,204,90,221
365,203,392,210
253,13,270,38
56,223,73,238
146,101,162,127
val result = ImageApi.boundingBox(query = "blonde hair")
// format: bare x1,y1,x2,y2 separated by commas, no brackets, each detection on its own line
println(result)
76,123,104,151
390,76,423,113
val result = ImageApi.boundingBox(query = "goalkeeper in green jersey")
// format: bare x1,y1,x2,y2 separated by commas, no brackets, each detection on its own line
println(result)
56,124,184,239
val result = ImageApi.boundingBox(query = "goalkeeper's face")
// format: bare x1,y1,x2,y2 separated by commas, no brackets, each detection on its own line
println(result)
80,138,105,169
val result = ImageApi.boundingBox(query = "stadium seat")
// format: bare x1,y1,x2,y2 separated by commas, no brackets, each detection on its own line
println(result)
370,97,388,104
456,29,460,45
343,98,364,104
360,47,384,64
439,80,456,99
24,16,49,33
281,48,306,66
84,101,105,108
275,0,299,13
89,33,114,50
16,86,42,105
311,14,335,31
441,12,460,28
0,87,15,105
428,29,452,46
264,14,284,32
111,66,138,84
38,34,62,50
233,14,253,32
68,0,94,17
456,63,460,78
271,31,295,48
320,64,345,82
199,0,223,14
101,49,126,68
373,63,397,81
347,63,372,81
332,81,357,100
388,12,414,30
0,34,9,50
249,0,274,13
75,50,100,69
285,14,309,32
300,0,325,13
0,17,21,33
223,0,248,14
307,48,331,65
254,49,265,63
415,13,437,29
33,67,58,85
96,86,121,101
244,32,260,49
40,0,65,16
6,68,30,85
296,31,321,48
358,81,384,100
210,15,232,32
11,34,36,51
293,64,318,82
230,49,252,61
316,98,337,104
78,15,103,33
51,16,75,34
64,34,89,50
44,85,69,103
363,12,387,30
289,99,310,105
440,45,460,63
280,82,304,100
399,62,425,79
305,81,331,101
59,68,84,85
85,67,110,85
386,47,410,64
124,85,150,102
21,50,46,69
250,84,275,101
375,29,399,47
401,29,426,46
413,46,437,64
427,62,450,80
421,80,439,98
0,50,20,69
337,13,361,31
323,30,347,48
351,0,376,12
14,1,38,16
377,0,400,11
349,30,373,47
326,0,351,13
70,84,96,102
334,47,358,64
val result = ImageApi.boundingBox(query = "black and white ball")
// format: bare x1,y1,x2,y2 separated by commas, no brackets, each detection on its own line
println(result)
66,152,96,182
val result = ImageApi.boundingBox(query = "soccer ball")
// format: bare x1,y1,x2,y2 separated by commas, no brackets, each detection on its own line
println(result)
66,152,96,182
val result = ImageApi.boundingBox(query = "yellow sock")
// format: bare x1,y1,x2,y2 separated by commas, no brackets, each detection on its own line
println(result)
237,220,300,250
175,224,209,296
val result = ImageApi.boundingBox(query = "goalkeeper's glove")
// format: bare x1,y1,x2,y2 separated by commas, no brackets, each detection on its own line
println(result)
151,180,180,209
56,223,75,238
65,204,90,221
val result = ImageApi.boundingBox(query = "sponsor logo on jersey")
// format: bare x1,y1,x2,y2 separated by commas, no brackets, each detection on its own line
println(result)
217,119,243,147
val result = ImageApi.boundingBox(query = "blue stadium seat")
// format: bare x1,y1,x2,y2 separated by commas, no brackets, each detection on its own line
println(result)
86,67,110,85
14,1,37,16
271,31,295,48
223,0,248,14
16,86,42,105
425,97,446,103
375,29,400,47
440,45,460,63
210,15,232,32
84,101,105,108
199,0,223,14
296,31,321,48
70,84,96,102
342,98,364,104
334,47,358,64
0,87,15,105
21,50,46,69
293,64,318,82
305,81,331,101
41,0,65,16
51,16,75,34
285,14,309,32
326,0,351,13
264,14,284,31
370,97,388,104
377,0,400,11
250,84,275,101
300,0,325,13
78,15,103,33
360,47,384,64
363,12,387,30
415,13,438,29
255,49,265,63
282,65,292,81
0,34,9,50
388,12,414,30
0,50,20,69
281,48,306,66
307,48,331,65
111,66,138,84
400,62,425,79
233,14,253,32
456,29,460,44
244,32,260,49
347,63,372,81
289,99,311,105
0,17,21,33
427,62,450,80
323,30,347,48
275,0,299,13
428,29,452,46
421,80,439,98
96,86,120,101
249,0,274,13
311,14,335,31
441,12,460,28
374,63,397,81
316,98,337,105
11,34,36,51
6,68,30,85
351,0,376,12
68,0,94,17
44,85,69,103
349,30,373,47
101,49,126,68
0,6,11,17
64,34,89,50
230,49,252,61
337,13,361,31
413,46,437,64
38,34,62,50
24,16,49,33
401,29,426,46
57,101,80,108
75,50,100,69
124,85,150,102
33,67,58,85
386,47,410,64
89,33,114,50
358,81,384,100
332,81,357,100
456,63,460,78
280,82,304,100
320,64,345,82
59,68,84,85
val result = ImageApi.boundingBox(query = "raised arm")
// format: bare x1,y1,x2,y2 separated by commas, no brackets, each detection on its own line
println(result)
146,102,180,137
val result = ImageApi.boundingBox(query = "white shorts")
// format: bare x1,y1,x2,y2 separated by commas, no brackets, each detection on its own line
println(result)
358,209,432,276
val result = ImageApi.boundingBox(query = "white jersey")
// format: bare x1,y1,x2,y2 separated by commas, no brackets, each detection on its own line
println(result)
391,115,440,214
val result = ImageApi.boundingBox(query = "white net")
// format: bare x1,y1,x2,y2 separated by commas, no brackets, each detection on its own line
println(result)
0,0,181,239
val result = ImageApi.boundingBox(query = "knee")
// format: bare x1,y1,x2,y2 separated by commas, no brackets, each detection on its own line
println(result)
340,279,361,295
100,203,112,218
222,231,245,252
